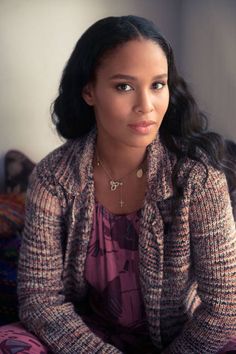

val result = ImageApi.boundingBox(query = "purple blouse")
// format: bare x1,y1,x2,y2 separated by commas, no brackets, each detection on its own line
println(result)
83,201,156,353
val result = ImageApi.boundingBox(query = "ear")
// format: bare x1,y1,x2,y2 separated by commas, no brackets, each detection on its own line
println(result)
82,83,94,106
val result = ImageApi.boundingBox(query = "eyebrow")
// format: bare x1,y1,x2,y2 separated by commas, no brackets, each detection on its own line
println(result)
109,73,168,80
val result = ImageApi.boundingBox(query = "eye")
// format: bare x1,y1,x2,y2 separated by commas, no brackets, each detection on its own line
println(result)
152,82,165,90
116,83,133,92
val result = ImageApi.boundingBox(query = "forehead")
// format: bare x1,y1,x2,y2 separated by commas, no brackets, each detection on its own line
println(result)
97,39,168,77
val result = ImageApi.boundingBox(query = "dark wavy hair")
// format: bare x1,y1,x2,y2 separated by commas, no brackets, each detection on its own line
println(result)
225,140,236,193
51,15,235,196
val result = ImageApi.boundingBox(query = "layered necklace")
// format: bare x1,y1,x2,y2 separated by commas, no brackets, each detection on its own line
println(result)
96,153,146,208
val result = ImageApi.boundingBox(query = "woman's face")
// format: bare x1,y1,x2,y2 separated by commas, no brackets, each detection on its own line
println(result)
82,39,169,149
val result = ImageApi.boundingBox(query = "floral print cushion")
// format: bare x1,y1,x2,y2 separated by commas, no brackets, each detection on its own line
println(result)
0,323,50,353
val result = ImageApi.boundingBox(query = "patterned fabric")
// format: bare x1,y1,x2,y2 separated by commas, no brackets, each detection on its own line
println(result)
86,201,144,327
0,323,50,353
0,194,25,325
0,323,235,354
17,130,236,354
84,201,155,353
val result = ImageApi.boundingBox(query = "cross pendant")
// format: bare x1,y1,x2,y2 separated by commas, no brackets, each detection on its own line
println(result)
120,200,125,208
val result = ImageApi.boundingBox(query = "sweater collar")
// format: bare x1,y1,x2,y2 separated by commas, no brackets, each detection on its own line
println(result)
146,134,175,201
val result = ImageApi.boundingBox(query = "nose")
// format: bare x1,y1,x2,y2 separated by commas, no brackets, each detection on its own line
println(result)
133,90,154,114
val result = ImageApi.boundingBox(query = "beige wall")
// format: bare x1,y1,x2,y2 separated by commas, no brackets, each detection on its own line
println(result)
180,0,236,139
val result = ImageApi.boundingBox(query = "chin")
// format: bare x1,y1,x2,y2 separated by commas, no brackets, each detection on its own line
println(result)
127,135,157,149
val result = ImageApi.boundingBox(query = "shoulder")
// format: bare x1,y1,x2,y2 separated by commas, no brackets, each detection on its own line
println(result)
175,147,226,190
33,139,80,185
190,154,225,189
36,139,80,175
27,140,80,201
181,154,229,207
38,131,95,177
31,131,96,194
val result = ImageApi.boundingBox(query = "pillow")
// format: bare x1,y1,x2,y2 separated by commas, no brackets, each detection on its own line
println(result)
4,150,35,194
0,193,25,325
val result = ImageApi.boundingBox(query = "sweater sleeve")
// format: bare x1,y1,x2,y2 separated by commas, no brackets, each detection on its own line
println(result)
163,167,236,354
17,167,122,354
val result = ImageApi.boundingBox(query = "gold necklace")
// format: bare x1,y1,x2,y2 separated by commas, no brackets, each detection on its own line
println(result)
96,154,145,208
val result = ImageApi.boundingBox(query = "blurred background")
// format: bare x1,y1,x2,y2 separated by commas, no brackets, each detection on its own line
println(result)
0,0,236,189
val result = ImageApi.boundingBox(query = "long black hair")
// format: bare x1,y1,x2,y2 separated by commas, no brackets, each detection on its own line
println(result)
51,15,236,196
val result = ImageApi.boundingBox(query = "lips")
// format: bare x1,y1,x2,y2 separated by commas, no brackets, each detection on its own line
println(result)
128,121,156,128
128,121,156,134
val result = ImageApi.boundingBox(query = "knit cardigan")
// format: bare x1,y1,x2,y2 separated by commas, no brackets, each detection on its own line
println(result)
17,130,236,354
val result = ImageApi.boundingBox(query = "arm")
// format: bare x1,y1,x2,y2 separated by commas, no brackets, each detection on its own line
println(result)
17,167,122,354
163,167,236,354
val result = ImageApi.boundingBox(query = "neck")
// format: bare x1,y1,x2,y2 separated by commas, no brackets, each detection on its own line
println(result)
96,137,147,180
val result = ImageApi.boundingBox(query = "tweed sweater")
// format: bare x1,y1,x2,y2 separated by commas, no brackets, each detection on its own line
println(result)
17,130,236,354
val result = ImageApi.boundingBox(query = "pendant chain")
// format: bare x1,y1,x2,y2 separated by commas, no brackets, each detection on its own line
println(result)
96,153,145,208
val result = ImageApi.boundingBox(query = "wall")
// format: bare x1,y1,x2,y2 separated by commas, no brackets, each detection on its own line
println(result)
180,0,236,139
0,0,180,190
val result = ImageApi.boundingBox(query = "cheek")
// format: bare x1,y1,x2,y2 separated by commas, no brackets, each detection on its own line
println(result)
94,102,124,129
95,94,131,121
95,91,120,112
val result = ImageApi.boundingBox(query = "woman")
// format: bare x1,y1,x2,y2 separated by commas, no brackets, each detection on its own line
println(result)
1,15,236,354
